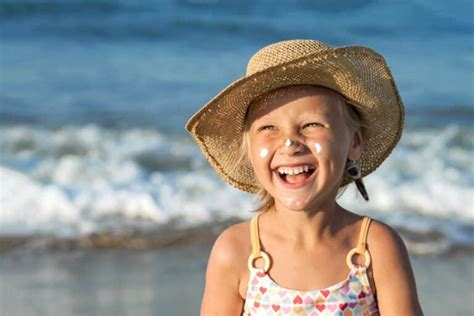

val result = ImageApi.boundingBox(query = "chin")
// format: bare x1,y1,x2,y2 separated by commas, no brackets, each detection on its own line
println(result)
275,197,313,212
287,207,308,212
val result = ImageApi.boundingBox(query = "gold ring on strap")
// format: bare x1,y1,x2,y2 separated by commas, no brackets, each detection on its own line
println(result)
247,251,270,272
346,248,371,268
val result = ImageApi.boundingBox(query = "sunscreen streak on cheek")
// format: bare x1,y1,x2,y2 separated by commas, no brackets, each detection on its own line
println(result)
314,142,323,154
259,148,269,158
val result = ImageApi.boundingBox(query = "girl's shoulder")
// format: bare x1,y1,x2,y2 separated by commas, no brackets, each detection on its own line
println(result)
339,211,409,268
365,217,408,260
364,219,423,312
207,219,252,275
342,211,406,256
363,216,416,295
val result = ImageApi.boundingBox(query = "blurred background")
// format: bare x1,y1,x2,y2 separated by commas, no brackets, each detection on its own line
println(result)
0,0,472,315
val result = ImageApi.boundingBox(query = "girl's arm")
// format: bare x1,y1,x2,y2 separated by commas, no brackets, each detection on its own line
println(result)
200,227,245,315
369,220,424,315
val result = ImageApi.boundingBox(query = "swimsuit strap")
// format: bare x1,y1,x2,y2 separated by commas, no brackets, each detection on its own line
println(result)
248,212,271,272
250,212,262,258
249,213,373,270
356,216,372,254
346,216,373,268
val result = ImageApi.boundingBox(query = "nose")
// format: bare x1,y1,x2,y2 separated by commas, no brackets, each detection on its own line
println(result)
284,138,294,148
280,136,307,155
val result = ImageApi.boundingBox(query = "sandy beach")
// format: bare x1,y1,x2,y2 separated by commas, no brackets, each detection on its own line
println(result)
1,237,472,316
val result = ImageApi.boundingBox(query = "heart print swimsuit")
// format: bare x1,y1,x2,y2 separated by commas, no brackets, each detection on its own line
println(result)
242,213,379,315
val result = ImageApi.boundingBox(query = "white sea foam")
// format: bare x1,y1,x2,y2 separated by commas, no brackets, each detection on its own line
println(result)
0,124,255,236
0,124,472,246
0,166,80,236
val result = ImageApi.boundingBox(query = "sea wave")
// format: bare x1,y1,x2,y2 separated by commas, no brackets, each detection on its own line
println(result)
0,123,472,255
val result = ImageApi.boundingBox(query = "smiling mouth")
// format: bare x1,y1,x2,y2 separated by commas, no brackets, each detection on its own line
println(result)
275,165,317,188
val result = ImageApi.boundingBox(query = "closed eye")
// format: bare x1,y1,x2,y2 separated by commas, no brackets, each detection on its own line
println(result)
303,122,324,128
258,125,276,131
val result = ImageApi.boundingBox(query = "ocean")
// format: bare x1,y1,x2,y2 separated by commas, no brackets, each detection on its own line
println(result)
0,0,473,256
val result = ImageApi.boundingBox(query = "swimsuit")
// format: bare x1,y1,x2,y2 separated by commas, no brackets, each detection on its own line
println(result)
242,213,379,315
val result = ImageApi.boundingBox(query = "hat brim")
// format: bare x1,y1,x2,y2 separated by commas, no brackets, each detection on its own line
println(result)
186,46,404,193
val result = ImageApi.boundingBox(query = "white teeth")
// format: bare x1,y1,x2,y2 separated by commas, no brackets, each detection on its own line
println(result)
277,165,315,175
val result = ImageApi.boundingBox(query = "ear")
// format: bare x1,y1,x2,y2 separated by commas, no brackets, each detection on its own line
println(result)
347,129,363,161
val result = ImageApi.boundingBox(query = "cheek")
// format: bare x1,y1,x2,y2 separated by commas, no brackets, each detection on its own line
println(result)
259,148,269,158
314,142,323,154
308,137,329,156
250,135,274,161
249,144,272,174
309,137,347,161
249,142,274,181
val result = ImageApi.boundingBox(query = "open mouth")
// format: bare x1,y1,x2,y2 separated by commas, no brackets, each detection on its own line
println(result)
275,164,317,188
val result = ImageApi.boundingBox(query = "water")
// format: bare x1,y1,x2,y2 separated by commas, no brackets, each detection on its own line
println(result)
0,0,473,254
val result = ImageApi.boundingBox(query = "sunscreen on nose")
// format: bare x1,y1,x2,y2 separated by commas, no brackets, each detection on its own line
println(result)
284,139,293,147
259,148,269,158
314,142,323,154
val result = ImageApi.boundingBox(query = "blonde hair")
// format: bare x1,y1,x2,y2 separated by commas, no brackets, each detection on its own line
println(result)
239,85,367,213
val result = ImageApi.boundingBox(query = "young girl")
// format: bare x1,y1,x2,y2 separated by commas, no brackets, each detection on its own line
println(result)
186,40,423,315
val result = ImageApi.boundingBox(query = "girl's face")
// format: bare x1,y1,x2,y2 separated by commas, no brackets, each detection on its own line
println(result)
246,86,362,212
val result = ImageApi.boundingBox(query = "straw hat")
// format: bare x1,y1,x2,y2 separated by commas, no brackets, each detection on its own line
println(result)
185,39,404,193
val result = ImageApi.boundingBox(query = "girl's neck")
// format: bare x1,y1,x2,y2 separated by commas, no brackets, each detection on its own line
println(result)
267,200,344,248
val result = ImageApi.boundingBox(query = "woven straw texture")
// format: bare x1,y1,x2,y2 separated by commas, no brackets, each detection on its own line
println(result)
186,39,404,193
